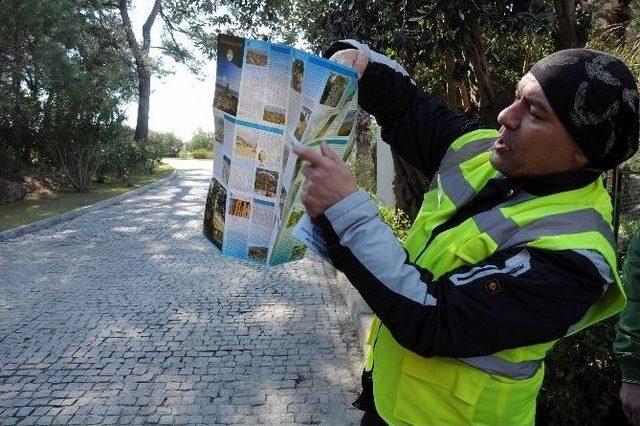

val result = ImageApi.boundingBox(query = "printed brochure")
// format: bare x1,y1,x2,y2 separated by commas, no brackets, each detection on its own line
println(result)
203,34,358,265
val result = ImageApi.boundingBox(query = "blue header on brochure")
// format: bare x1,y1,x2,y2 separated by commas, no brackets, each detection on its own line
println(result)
307,56,358,79
254,198,276,207
271,45,292,55
324,139,348,145
225,114,284,135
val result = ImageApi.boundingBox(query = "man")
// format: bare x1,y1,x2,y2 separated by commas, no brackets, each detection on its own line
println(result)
294,43,639,425
616,232,640,425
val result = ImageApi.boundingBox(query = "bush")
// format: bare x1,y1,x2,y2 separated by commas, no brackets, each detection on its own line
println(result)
185,129,214,152
537,317,624,425
378,203,412,243
178,149,192,159
191,148,213,159
148,131,183,157
0,144,18,173
99,126,163,185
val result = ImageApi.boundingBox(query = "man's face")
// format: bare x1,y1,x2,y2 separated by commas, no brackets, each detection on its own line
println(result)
490,73,589,177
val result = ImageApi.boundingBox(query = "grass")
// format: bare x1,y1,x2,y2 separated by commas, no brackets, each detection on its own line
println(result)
0,163,174,232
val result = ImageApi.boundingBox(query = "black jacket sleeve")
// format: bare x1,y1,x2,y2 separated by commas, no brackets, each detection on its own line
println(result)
317,191,609,358
358,62,483,180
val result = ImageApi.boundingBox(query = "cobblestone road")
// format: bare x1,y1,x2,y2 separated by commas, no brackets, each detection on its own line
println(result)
0,160,363,425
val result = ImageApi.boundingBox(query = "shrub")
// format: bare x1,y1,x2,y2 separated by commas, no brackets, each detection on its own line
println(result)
191,148,213,159
100,126,163,185
0,144,18,173
178,149,192,159
537,317,624,425
378,203,412,243
185,129,214,152
148,131,183,157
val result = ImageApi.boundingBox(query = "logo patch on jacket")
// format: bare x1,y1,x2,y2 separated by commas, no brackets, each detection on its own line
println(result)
485,279,502,294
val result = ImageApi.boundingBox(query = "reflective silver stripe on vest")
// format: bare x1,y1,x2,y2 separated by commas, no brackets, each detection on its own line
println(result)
573,249,614,286
458,356,542,379
440,137,498,171
430,137,498,208
474,206,614,249
429,138,498,208
449,249,532,286
439,167,477,208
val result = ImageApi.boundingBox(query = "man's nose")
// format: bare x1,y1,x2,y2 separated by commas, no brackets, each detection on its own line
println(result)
497,101,521,130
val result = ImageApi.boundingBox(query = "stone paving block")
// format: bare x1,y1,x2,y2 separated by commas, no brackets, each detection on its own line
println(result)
0,160,362,425
54,414,72,424
17,415,38,425
16,406,35,417
35,416,54,425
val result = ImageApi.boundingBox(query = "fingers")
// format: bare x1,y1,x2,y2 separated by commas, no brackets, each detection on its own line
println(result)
320,142,340,162
300,187,321,218
354,50,370,77
300,162,313,179
293,144,325,166
329,49,358,67
329,49,369,78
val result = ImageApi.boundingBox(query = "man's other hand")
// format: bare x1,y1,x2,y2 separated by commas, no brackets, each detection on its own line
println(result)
622,383,640,425
293,143,357,218
329,49,369,78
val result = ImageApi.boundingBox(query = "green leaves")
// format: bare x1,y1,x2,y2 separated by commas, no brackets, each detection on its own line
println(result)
0,0,136,186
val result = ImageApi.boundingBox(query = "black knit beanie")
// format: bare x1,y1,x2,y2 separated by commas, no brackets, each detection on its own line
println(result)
530,49,639,170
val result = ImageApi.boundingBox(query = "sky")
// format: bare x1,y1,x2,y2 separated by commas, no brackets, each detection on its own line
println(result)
124,1,215,142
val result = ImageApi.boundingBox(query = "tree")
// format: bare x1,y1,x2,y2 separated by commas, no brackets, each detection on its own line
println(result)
0,0,135,190
288,0,558,217
552,0,606,49
116,0,161,142
102,0,295,143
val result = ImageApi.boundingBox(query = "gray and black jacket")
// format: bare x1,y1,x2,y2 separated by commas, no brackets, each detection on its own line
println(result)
317,44,613,359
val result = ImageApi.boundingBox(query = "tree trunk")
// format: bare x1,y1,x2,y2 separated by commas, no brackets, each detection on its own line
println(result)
391,152,429,220
444,51,458,109
553,0,582,49
118,0,161,142
463,18,495,120
135,68,151,141
11,26,25,163
355,108,374,190
11,62,23,161
605,0,632,43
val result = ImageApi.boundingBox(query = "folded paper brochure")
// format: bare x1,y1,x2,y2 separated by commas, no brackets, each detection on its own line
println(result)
203,34,358,265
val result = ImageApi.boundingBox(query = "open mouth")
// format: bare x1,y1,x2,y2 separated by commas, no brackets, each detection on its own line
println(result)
493,136,512,153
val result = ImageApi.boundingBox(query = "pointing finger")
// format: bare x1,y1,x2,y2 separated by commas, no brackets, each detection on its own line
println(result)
320,142,340,162
293,144,325,166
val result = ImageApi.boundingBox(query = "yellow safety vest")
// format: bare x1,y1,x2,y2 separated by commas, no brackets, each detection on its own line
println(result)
366,129,626,425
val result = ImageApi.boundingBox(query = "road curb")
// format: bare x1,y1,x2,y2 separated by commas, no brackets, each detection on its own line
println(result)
333,270,373,350
0,170,178,242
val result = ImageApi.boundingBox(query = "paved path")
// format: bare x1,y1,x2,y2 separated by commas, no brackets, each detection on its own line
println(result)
0,159,362,425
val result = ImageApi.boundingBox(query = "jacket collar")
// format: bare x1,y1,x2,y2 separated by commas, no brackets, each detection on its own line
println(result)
500,168,603,197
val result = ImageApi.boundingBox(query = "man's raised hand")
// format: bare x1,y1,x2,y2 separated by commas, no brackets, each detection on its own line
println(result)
329,49,369,78
293,143,357,218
